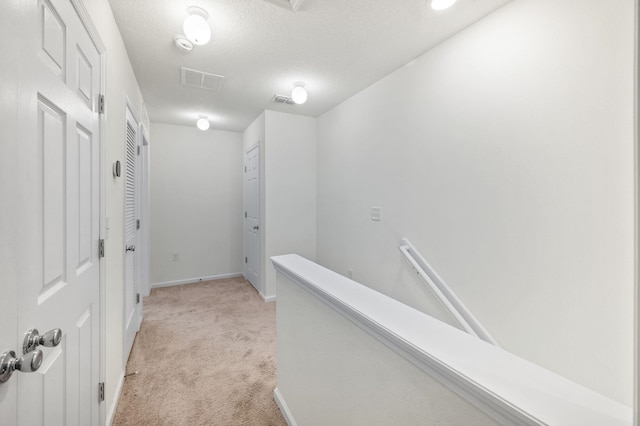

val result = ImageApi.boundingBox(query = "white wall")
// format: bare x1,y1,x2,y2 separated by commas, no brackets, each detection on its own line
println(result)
263,111,318,297
316,0,634,406
242,111,318,299
82,0,147,419
150,123,244,285
276,267,499,426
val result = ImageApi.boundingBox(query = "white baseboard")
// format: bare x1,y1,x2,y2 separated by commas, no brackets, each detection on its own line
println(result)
106,372,125,426
151,272,244,289
260,292,277,303
274,387,297,426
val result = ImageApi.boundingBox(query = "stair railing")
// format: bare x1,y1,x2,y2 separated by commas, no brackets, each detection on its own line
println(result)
399,237,498,346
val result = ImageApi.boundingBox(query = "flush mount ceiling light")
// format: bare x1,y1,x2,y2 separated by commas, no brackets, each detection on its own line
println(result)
183,6,211,46
291,82,307,105
431,0,457,10
196,115,210,131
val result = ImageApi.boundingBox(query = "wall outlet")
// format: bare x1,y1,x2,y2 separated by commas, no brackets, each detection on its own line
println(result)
371,207,382,221
171,251,179,261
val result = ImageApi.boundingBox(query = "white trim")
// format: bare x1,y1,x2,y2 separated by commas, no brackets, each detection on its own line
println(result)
151,273,244,289
634,1,639,424
98,59,107,426
260,292,277,303
139,129,151,297
272,254,632,426
106,371,125,426
274,388,297,426
242,273,276,302
245,142,259,154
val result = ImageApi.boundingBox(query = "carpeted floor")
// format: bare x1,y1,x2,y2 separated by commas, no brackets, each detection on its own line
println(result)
112,277,286,426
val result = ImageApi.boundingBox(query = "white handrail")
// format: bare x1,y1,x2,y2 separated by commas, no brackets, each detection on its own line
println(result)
399,238,498,346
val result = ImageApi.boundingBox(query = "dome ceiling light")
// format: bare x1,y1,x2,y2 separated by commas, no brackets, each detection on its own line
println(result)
291,82,307,105
183,6,211,46
430,0,457,11
196,115,210,131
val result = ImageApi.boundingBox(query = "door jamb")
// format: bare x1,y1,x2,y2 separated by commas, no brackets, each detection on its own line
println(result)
634,0,639,424
139,126,151,298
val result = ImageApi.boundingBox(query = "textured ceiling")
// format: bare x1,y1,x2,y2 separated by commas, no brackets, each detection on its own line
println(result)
108,0,511,132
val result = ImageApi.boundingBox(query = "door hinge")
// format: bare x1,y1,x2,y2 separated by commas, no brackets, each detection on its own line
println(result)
136,219,141,230
99,239,105,258
244,166,247,172
245,257,248,264
98,94,105,114
244,211,247,218
137,145,141,155
136,293,140,304
98,382,105,402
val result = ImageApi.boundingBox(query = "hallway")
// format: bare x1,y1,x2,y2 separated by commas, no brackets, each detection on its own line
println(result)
113,278,285,425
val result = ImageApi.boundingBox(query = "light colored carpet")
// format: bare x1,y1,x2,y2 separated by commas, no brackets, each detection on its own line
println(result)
112,277,286,426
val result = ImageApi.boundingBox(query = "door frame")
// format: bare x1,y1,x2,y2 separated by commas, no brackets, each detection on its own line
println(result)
123,97,143,364
139,127,151,298
633,0,640,423
635,1,639,424
68,1,107,424
244,142,262,295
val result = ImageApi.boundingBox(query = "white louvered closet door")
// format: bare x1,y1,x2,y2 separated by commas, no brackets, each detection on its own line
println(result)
123,106,141,361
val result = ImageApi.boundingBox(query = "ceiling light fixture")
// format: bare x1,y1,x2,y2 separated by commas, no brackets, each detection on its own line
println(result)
430,0,457,10
291,82,307,105
196,115,210,131
183,6,211,46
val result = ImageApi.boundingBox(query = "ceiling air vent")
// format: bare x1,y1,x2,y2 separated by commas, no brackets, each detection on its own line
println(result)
263,0,305,11
181,67,225,91
272,95,295,105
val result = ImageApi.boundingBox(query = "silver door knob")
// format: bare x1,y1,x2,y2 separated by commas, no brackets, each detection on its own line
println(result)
0,349,43,383
23,328,62,354
126,245,135,252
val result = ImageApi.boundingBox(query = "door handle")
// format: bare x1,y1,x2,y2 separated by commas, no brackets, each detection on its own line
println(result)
253,226,259,230
0,349,43,383
126,245,136,252
23,328,62,354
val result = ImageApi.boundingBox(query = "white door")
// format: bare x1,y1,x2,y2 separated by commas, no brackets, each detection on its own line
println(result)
245,144,261,292
0,1,22,422
1,0,102,424
123,107,141,361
